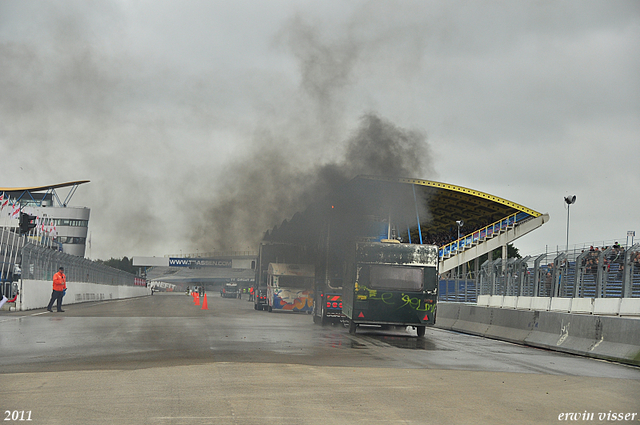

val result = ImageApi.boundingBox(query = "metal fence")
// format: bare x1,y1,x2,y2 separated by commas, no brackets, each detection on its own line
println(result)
20,243,139,286
439,244,640,302
1,227,24,285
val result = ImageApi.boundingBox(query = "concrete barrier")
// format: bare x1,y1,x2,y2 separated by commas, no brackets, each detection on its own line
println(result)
477,295,490,307
525,311,599,355
502,296,518,309
452,303,493,336
593,298,621,316
570,298,594,314
481,295,638,316
549,297,572,313
515,296,532,310
488,295,503,308
484,308,538,344
530,297,551,311
620,298,640,316
434,302,459,329
592,315,640,363
17,279,151,311
436,302,640,367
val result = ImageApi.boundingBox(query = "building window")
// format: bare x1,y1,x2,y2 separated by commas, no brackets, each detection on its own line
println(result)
52,219,89,227
53,237,86,245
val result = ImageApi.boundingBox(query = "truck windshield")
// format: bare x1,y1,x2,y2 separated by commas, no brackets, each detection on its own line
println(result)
368,265,423,291
276,276,314,288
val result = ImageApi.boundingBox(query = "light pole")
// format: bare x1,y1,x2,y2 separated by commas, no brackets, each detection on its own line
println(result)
564,195,576,252
456,220,464,300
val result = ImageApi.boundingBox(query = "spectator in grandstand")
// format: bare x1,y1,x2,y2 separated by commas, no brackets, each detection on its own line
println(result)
586,258,597,274
543,264,553,294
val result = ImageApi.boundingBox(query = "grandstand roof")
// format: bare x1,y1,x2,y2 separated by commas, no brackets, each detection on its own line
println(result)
266,175,543,243
363,175,542,235
0,180,90,193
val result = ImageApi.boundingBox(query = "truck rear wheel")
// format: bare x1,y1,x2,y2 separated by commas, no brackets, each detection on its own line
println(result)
349,320,357,334
416,326,426,337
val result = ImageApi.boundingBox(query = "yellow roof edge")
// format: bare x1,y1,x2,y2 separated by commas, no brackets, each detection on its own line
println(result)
357,175,542,218
0,180,90,193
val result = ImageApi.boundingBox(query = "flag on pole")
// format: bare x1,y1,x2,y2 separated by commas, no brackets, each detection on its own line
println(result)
1,194,10,212
10,201,20,219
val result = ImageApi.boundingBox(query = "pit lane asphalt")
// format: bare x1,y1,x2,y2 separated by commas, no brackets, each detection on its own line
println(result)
1,293,638,424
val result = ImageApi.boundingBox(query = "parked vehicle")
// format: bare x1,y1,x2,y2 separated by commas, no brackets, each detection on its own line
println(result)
266,263,315,313
221,283,239,298
342,240,439,337
254,242,307,311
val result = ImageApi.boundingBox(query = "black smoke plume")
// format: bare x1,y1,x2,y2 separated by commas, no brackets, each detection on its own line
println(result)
191,113,434,252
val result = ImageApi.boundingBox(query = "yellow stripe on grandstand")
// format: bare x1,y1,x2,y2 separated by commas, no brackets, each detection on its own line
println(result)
359,175,542,218
0,180,90,192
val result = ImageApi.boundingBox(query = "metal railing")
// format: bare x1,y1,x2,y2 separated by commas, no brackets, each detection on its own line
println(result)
439,212,532,259
1,227,25,284
20,243,140,286
439,244,640,302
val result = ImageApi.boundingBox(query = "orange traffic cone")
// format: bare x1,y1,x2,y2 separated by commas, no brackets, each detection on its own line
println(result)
195,293,200,306
201,293,208,310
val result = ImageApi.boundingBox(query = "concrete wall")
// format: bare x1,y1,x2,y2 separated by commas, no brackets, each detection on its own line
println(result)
436,302,640,366
17,279,151,311
476,295,640,316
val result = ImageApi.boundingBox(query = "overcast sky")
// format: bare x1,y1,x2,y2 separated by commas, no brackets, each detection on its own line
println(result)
1,0,638,260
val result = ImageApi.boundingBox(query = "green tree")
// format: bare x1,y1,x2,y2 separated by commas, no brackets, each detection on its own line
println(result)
476,243,521,264
97,256,138,274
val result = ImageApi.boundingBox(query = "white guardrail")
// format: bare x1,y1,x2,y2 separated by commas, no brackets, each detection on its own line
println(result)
476,295,640,316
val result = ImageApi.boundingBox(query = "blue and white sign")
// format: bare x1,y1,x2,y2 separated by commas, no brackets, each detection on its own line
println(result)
168,258,232,268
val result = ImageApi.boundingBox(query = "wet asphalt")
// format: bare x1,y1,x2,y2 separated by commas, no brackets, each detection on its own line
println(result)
1,293,639,424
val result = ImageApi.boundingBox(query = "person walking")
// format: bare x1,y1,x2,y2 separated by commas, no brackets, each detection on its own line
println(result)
47,266,67,312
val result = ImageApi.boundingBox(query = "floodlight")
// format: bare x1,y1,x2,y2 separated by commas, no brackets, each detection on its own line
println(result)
564,195,576,205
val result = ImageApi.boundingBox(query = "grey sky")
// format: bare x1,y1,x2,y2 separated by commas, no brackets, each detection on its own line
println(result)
1,1,638,260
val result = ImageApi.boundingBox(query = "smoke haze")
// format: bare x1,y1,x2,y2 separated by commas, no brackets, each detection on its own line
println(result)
192,113,434,252
2,2,637,259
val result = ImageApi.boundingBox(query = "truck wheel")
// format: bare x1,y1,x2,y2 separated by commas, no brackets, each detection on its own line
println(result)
416,326,426,337
349,320,357,334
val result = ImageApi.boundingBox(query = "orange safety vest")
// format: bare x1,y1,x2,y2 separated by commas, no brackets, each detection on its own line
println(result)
52,271,67,291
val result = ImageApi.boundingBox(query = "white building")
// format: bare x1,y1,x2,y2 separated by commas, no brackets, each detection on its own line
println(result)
1,181,91,257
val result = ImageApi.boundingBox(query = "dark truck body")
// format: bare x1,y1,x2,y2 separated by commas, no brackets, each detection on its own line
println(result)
342,241,439,337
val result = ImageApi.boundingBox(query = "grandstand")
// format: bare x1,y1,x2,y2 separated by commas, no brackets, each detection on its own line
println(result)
439,243,640,304
265,175,549,275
